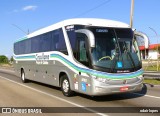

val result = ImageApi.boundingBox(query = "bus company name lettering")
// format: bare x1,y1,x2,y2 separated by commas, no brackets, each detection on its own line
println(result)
36,53,49,64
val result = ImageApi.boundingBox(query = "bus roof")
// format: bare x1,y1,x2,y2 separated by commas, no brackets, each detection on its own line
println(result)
20,18,130,40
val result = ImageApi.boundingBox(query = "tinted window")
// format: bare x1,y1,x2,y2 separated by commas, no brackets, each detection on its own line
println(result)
67,31,76,51
57,29,67,51
14,39,31,55
14,42,19,55
14,28,67,55
78,34,88,62
31,36,39,53
25,39,31,54
39,33,52,52
66,25,84,51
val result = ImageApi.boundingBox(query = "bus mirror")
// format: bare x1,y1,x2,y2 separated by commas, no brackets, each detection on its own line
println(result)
75,29,95,48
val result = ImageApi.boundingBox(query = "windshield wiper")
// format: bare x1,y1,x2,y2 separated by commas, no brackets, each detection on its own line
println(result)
110,45,119,73
110,30,121,73
123,42,136,71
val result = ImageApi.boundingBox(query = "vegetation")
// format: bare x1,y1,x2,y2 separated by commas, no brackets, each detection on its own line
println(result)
152,44,160,53
0,55,13,67
0,55,9,63
144,65,160,71
143,79,160,85
10,56,14,63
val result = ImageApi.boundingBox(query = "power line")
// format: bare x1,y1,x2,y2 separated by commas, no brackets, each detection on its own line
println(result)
12,24,29,35
74,0,111,18
148,35,160,38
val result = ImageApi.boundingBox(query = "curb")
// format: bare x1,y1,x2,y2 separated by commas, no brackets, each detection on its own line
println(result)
143,72,160,79
143,74,160,77
143,75,160,79
143,83,160,87
144,76,160,80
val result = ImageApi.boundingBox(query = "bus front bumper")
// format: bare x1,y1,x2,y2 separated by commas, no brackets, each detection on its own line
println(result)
90,78,143,96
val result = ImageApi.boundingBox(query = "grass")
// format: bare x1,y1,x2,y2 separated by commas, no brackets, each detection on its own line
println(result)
0,63,13,68
143,79,160,85
144,65,160,71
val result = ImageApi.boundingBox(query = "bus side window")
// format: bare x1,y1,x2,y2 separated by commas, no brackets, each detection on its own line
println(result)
52,28,68,55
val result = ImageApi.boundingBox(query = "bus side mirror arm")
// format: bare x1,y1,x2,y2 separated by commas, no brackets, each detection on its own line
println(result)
75,29,95,48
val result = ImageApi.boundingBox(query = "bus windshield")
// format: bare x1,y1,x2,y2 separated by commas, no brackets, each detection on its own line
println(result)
89,28,141,73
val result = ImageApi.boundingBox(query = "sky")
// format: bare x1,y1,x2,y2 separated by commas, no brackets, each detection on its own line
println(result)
0,0,160,57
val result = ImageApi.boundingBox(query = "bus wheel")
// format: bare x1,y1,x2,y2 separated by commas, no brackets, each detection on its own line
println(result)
61,75,73,97
21,69,27,83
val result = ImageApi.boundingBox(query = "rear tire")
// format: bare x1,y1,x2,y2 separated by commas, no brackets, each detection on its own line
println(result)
61,75,74,97
21,69,27,83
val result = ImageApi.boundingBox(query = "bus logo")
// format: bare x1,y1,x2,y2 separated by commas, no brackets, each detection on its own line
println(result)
36,53,49,64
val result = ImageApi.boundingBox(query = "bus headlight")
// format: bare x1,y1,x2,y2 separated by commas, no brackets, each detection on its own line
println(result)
91,75,97,79
97,78,106,83
137,75,143,80
91,75,109,83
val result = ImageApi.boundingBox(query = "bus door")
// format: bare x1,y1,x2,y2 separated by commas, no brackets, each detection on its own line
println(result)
76,33,90,67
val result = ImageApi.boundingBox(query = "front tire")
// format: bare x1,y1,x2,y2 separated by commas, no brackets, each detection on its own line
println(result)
21,69,28,83
61,75,74,97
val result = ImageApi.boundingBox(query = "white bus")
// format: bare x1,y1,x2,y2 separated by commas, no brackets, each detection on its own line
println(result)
13,18,144,96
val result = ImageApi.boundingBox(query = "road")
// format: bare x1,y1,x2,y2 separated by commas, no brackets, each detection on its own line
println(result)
0,68,160,116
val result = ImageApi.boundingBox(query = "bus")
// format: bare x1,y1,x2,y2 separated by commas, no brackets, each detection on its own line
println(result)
13,18,144,96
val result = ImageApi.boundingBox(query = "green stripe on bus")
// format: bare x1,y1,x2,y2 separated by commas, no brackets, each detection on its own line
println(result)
14,54,143,80
14,37,28,43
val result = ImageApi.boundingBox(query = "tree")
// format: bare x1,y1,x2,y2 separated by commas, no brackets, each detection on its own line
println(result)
153,45,160,53
10,56,14,63
0,55,9,63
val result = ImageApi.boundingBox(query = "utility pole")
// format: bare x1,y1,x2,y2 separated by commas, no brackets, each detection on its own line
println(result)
149,27,159,71
28,29,30,35
130,0,134,28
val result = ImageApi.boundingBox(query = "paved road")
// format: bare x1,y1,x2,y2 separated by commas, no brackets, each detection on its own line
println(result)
0,68,160,116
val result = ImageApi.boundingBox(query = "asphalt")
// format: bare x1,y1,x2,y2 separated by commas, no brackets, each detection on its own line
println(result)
0,69,160,116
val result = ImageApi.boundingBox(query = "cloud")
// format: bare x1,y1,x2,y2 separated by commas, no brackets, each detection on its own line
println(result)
22,5,38,11
9,5,38,14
